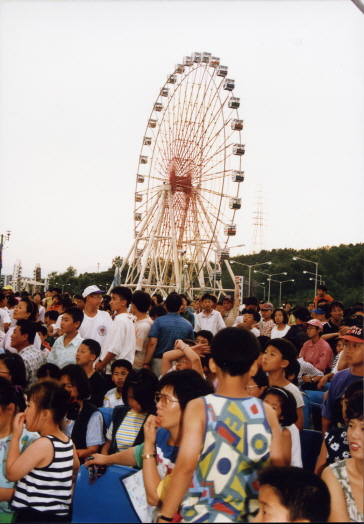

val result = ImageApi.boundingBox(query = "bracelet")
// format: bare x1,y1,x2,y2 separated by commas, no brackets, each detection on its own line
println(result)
157,515,173,522
142,453,156,459
310,377,314,383
180,345,188,352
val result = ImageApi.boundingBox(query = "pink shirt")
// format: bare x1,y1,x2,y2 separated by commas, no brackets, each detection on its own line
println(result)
300,338,333,373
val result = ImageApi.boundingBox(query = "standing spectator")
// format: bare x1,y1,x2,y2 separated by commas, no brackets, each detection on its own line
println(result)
235,309,260,336
73,295,86,311
0,293,11,333
307,301,315,313
260,302,275,337
221,278,240,327
322,300,345,353
314,284,334,306
48,307,84,368
131,291,153,368
10,320,47,387
42,290,53,311
32,293,45,323
194,294,225,336
144,293,194,377
103,359,132,408
179,294,195,329
271,309,291,339
300,319,333,373
285,307,310,351
96,287,136,385
78,286,112,347
76,339,108,408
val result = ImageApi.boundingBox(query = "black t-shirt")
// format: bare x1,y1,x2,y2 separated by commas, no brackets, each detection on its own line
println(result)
323,321,340,354
88,371,109,408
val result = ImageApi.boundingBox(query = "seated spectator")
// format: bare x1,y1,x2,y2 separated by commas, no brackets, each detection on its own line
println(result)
36,363,61,383
256,466,331,523
48,307,84,368
102,368,158,455
285,307,310,350
322,300,344,352
10,320,47,388
322,393,363,522
270,309,291,339
317,337,345,390
311,305,330,324
60,364,105,463
262,386,301,467
76,339,108,408
262,338,304,431
300,319,332,373
103,359,132,408
0,352,27,411
245,367,269,398
86,370,213,511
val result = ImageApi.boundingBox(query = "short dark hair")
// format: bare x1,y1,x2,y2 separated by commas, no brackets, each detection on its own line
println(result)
252,368,269,389
268,338,298,367
63,307,84,327
211,327,260,376
201,293,217,304
0,352,27,389
74,294,86,302
149,305,167,318
293,307,311,322
243,308,260,322
111,286,132,307
60,297,74,309
152,293,164,304
132,291,152,313
159,369,214,410
52,288,62,295
258,466,331,523
165,293,183,312
273,308,289,324
307,301,315,307
60,364,91,400
318,284,328,292
318,303,331,319
262,386,298,426
346,390,363,422
257,335,271,353
81,339,101,359
45,310,59,321
122,368,159,413
37,363,62,381
111,359,133,374
19,297,37,322
195,330,214,344
16,319,36,345
245,296,258,307
36,324,48,338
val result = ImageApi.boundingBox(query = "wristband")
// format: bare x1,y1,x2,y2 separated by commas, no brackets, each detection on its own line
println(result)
158,515,173,522
142,453,156,459
180,345,188,352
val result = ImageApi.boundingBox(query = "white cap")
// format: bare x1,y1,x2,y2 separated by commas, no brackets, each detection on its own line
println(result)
82,285,105,298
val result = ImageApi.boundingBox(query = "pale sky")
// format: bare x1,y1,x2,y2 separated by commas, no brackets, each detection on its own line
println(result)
0,0,363,279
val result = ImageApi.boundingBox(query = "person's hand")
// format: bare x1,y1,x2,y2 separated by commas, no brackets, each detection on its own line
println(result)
192,343,211,356
84,453,108,466
174,339,184,350
317,375,329,390
143,415,158,446
13,413,26,439
301,374,311,383
94,362,104,372
338,325,350,336
143,363,151,369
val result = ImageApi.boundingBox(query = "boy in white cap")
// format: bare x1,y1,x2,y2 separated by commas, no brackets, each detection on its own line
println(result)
78,286,113,347
299,319,332,373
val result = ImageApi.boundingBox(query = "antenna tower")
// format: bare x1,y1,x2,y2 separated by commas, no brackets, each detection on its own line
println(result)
250,185,266,253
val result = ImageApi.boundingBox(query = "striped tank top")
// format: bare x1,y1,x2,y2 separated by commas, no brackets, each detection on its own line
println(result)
12,435,74,516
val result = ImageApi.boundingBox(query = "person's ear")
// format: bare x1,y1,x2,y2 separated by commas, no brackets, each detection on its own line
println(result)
281,359,289,369
5,403,16,417
209,358,217,373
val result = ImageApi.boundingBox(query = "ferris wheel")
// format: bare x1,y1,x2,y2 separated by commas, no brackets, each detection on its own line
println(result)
121,52,245,297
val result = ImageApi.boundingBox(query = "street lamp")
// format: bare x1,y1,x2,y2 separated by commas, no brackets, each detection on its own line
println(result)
266,278,295,307
0,231,11,282
258,283,266,301
292,256,319,298
254,270,288,303
55,283,71,294
230,260,272,296
309,277,325,285
303,270,323,284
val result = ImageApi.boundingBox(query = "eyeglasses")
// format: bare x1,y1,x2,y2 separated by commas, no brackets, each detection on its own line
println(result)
245,385,259,391
178,360,190,365
154,393,179,407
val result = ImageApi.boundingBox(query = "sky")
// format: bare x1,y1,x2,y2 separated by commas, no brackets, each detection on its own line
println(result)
0,0,363,279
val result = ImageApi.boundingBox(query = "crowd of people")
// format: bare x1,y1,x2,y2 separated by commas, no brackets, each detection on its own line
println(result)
0,281,362,523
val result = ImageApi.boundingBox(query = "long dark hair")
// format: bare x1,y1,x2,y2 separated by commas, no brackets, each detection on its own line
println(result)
0,353,27,411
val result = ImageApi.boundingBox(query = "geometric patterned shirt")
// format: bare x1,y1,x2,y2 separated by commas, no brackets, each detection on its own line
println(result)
19,344,47,388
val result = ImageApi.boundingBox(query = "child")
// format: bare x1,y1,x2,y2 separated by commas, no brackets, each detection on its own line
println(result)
76,339,108,407
130,290,153,368
195,330,216,386
159,327,283,522
44,311,59,346
245,368,269,398
262,338,304,431
193,293,225,336
103,359,132,408
262,386,302,467
255,466,331,523
48,307,84,368
36,363,61,382
161,339,204,377
6,381,80,522
36,324,52,355
235,308,261,336
0,377,39,520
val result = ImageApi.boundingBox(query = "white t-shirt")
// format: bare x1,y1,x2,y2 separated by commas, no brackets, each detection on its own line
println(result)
100,313,136,374
270,325,291,339
78,310,113,346
0,309,11,332
38,305,45,323
283,382,304,409
194,310,226,336
282,424,302,467
0,327,42,353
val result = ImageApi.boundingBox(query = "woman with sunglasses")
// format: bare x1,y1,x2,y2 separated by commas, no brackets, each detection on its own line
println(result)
86,370,213,508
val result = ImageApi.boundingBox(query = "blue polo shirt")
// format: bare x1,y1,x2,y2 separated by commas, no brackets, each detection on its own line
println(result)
149,313,194,358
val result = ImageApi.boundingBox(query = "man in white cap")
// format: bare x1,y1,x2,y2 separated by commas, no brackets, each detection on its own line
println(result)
78,285,113,347
299,319,333,373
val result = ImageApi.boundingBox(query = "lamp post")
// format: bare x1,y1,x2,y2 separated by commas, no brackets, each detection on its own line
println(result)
309,277,325,285
254,270,288,303
266,278,295,307
303,270,323,284
56,283,71,294
230,260,272,296
0,231,11,283
258,283,266,301
293,256,319,299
